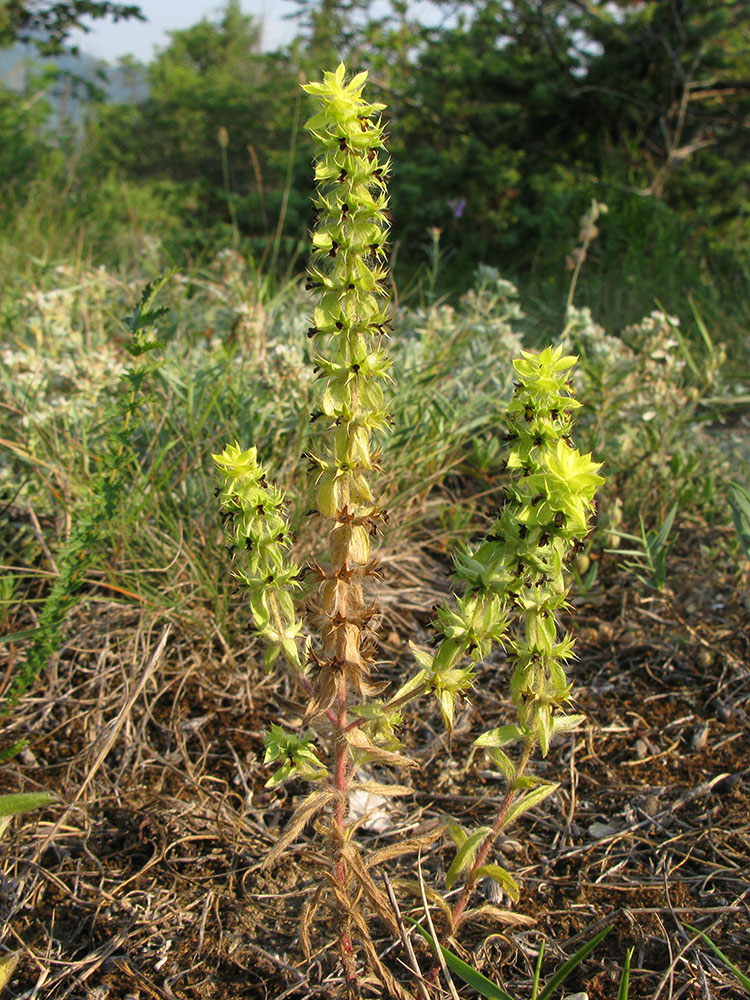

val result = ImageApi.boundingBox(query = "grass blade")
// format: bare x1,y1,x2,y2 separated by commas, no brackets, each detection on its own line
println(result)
537,925,613,1000
531,940,545,1000
408,920,516,1000
617,947,633,1000
684,923,750,991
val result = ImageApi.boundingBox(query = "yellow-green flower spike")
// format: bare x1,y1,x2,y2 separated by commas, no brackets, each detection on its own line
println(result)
212,442,304,671
301,63,392,707
464,345,604,757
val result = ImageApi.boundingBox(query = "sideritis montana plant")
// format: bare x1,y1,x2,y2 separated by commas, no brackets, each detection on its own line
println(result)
213,64,604,999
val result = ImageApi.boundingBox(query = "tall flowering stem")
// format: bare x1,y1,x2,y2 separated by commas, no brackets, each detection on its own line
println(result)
301,62,392,709
303,64,391,980
300,62,393,985
215,64,404,993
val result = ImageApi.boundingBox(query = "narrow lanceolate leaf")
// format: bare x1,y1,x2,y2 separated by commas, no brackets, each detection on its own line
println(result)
537,924,612,1000
0,952,19,991
444,817,469,849
550,713,586,736
504,782,558,827
0,792,56,818
483,747,515,781
263,788,335,868
475,724,528,749
445,826,492,890
474,864,520,902
344,727,416,768
352,781,413,799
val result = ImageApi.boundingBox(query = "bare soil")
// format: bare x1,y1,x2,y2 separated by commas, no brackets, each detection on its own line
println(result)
2,527,749,999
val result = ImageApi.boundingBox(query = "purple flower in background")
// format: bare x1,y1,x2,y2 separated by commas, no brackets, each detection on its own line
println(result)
447,196,467,219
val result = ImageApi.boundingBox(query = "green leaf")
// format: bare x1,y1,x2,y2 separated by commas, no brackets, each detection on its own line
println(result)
475,724,527,749
474,864,520,902
537,925,613,1000
0,792,56,818
653,504,677,554
505,782,558,826
618,946,633,1000
445,826,492,890
684,923,750,991
408,920,516,1000
728,482,750,560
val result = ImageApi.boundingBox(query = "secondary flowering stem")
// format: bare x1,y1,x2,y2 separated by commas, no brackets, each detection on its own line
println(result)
427,739,534,985
451,739,533,932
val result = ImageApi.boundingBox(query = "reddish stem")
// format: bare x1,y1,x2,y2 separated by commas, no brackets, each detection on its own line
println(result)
427,738,534,987
333,675,357,986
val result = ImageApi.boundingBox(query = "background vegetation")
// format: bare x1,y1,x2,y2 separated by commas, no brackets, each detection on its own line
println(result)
2,1,749,332
1,3,749,997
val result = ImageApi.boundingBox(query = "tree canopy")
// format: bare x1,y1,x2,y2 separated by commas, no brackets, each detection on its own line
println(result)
0,0,144,52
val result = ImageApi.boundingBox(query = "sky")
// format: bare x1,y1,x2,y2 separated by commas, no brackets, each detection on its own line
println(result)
70,0,297,63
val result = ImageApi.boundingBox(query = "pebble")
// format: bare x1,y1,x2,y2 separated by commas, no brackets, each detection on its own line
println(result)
643,795,661,816
714,700,732,722
588,821,619,839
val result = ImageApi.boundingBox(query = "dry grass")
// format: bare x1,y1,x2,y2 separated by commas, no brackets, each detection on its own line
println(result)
1,522,749,1000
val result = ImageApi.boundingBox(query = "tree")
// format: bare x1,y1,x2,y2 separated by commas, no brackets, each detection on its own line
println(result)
289,0,749,287
0,0,144,53
79,1,309,254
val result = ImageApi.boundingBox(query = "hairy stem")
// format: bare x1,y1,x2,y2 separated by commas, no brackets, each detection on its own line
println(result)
449,739,534,935
428,739,534,986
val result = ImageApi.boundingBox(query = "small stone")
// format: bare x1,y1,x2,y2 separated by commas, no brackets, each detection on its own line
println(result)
635,739,649,759
714,700,732,722
588,821,619,839
643,795,661,816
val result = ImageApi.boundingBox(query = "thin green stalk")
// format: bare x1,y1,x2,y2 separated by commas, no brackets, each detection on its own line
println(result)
448,739,534,935
218,126,239,250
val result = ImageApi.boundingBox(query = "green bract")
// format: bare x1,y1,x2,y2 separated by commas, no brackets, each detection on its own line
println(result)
263,725,327,787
